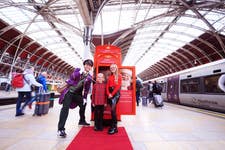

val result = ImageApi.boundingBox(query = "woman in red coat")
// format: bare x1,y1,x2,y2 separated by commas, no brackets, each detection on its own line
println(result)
106,64,122,134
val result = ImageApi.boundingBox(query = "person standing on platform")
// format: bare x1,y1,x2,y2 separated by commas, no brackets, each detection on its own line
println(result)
5,77,11,92
106,64,122,135
15,66,43,117
136,77,143,106
152,81,162,95
57,59,93,138
36,71,48,92
147,81,154,103
218,74,225,92
91,73,107,131
28,71,48,109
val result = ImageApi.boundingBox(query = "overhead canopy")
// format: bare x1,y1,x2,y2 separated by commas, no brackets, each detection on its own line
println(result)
0,0,224,81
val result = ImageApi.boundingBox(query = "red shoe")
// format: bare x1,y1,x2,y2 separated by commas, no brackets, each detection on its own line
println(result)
28,104,32,109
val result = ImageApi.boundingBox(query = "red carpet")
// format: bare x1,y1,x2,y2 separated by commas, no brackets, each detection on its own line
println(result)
66,127,133,150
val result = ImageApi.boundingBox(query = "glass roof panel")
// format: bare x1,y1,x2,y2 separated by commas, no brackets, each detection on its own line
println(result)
93,6,133,34
0,1,83,68
178,17,209,30
56,14,83,30
12,0,27,2
145,7,173,19
202,10,225,32
159,38,185,47
123,5,221,74
1,1,224,75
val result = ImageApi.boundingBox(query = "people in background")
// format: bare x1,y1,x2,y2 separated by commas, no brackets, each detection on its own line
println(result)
121,69,132,90
92,73,107,131
218,74,225,92
148,81,154,103
152,81,162,95
15,66,43,117
106,63,122,135
136,77,143,106
5,77,11,92
36,71,48,92
57,59,93,138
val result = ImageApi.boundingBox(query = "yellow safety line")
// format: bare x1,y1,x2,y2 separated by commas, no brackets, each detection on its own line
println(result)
166,102,225,119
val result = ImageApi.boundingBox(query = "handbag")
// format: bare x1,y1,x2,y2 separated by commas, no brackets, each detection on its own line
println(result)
57,83,68,93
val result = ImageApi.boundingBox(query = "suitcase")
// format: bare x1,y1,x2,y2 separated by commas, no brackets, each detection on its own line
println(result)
49,92,55,108
34,90,50,116
153,94,164,107
142,97,148,106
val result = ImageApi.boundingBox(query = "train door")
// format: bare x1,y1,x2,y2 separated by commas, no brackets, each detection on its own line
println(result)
167,75,180,103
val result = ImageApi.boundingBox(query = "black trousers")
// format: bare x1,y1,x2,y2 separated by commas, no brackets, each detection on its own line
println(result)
110,102,118,127
94,105,104,129
58,91,85,130
108,95,120,128
136,91,141,106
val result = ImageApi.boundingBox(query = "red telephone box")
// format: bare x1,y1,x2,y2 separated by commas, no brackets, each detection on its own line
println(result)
92,45,136,122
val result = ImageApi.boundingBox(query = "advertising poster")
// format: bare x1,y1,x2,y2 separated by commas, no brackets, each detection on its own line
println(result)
118,66,136,115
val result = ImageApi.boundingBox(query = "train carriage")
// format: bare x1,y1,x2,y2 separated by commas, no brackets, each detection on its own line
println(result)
146,59,225,113
179,59,225,113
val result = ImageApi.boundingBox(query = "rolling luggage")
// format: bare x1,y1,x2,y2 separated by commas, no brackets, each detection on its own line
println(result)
49,92,55,108
33,88,50,116
153,94,164,107
142,97,148,106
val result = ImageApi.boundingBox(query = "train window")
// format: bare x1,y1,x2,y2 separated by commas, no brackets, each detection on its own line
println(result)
204,74,224,93
213,69,221,73
180,78,200,93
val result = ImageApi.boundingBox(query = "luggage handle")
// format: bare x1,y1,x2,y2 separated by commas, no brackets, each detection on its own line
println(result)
38,86,45,94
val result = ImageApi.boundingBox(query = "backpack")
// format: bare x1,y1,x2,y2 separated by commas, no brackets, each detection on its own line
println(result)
11,73,24,88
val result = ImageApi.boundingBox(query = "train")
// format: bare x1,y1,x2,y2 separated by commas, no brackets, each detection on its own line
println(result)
144,59,225,113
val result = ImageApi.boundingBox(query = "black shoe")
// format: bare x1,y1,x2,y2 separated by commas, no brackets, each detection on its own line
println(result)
78,121,90,126
15,113,25,117
58,130,67,138
94,126,98,131
94,126,103,131
108,127,118,135
98,127,103,131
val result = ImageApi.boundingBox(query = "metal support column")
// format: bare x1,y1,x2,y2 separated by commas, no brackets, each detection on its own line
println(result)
83,25,93,59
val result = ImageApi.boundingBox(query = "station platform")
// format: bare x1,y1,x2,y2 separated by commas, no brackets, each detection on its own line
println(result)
0,96,225,150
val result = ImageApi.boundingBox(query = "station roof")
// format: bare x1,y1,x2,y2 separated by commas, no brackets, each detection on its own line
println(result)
0,0,224,80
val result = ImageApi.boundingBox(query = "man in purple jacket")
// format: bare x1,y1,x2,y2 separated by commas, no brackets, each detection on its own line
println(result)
57,59,93,138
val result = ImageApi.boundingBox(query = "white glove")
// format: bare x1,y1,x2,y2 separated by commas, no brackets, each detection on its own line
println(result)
83,99,87,105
